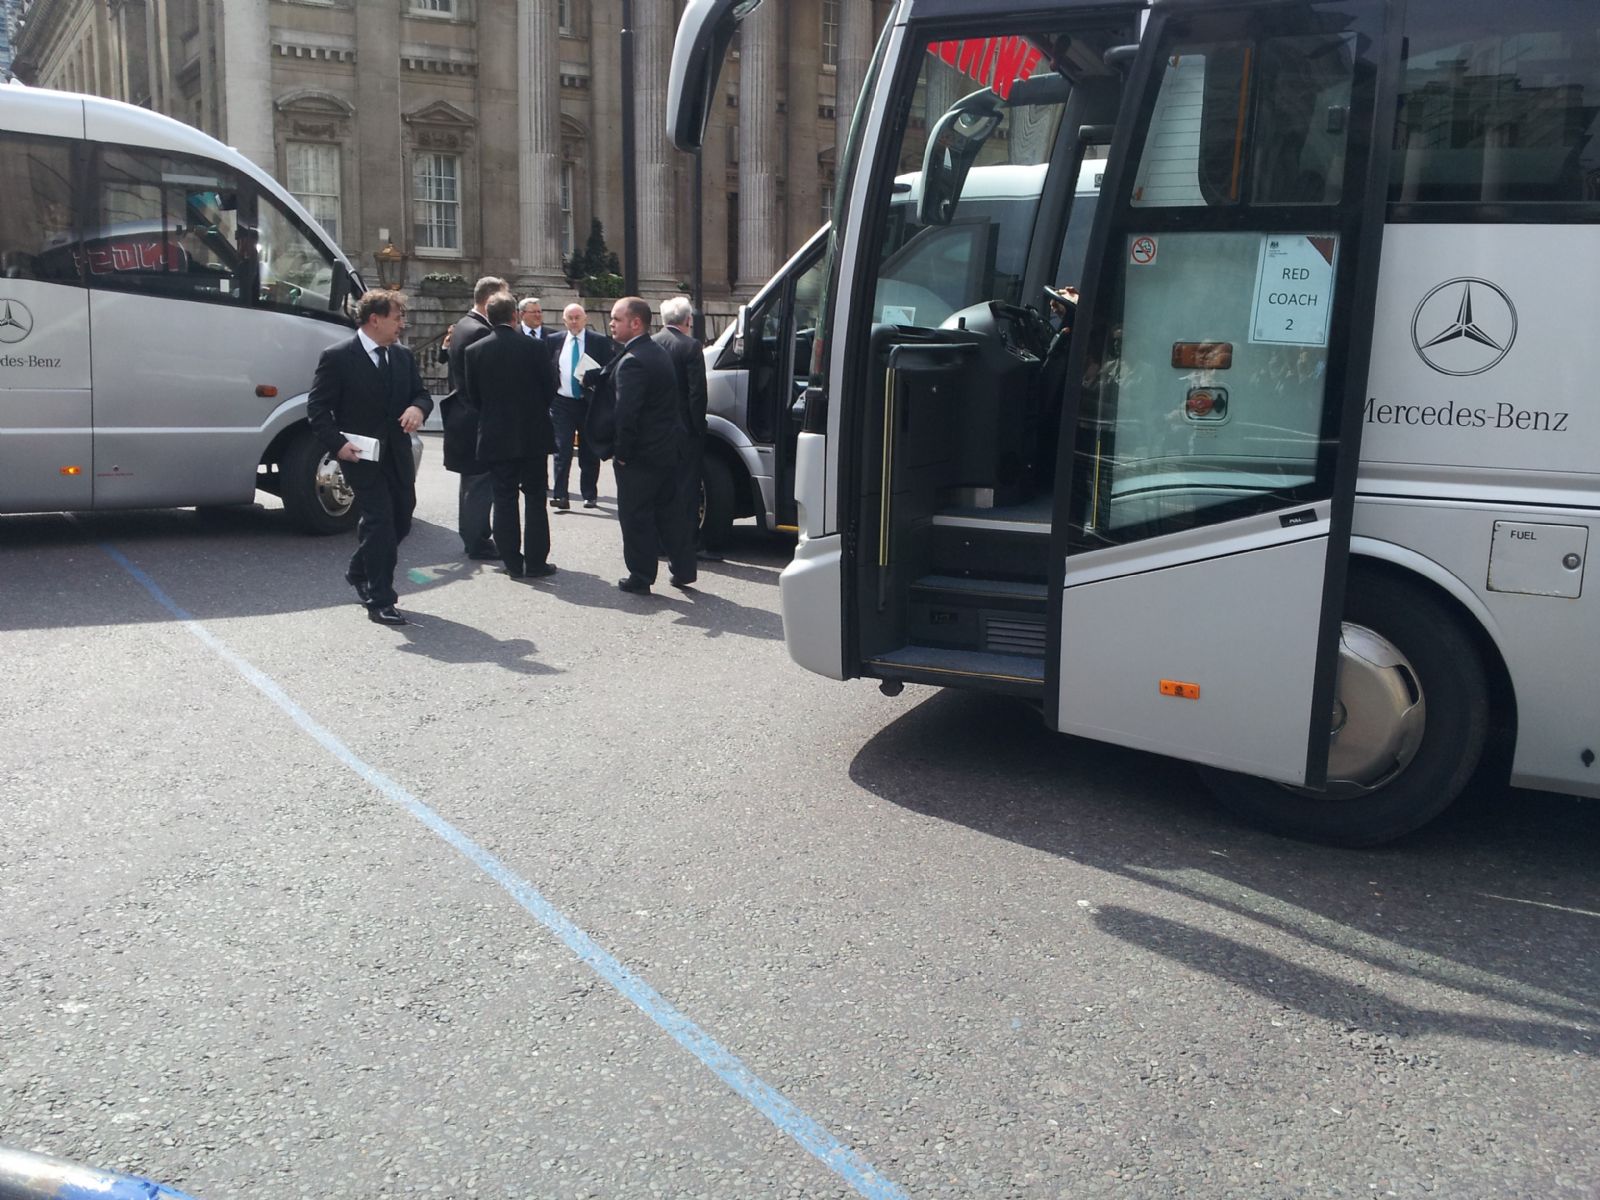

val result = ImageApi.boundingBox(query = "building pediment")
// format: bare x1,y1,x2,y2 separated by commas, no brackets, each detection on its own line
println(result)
403,100,477,130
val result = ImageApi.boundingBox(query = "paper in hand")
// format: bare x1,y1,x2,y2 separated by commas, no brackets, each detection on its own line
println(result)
341,431,381,462
576,352,602,378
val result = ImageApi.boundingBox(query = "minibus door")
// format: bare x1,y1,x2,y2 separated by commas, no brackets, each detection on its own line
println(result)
1048,0,1396,788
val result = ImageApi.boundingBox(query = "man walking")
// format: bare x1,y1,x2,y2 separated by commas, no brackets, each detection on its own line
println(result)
465,292,560,579
306,289,432,626
439,275,505,560
548,302,614,510
653,296,709,556
607,296,694,594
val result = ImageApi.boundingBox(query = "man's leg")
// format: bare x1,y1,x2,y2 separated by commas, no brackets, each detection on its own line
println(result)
577,434,601,506
658,452,696,584
489,460,524,573
549,398,580,506
351,471,399,609
521,456,551,567
614,462,662,585
680,432,705,547
458,471,495,554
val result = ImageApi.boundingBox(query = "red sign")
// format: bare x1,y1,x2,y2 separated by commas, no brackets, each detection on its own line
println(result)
73,237,188,277
927,38,1044,101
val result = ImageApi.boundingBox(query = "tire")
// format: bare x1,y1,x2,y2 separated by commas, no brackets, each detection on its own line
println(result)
279,429,358,535
1200,571,1490,847
699,453,736,550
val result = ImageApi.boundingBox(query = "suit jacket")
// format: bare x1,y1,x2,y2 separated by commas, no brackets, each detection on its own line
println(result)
441,309,493,474
653,326,708,435
550,327,616,400
613,333,685,467
306,335,432,485
464,324,558,463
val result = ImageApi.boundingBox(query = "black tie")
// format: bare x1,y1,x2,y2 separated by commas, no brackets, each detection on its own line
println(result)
376,344,389,373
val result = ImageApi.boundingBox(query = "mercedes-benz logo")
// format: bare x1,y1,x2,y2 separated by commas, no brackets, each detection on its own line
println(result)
0,298,34,345
1410,278,1516,376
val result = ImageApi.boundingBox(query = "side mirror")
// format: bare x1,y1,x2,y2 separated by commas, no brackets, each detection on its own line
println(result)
916,89,1003,226
733,303,750,358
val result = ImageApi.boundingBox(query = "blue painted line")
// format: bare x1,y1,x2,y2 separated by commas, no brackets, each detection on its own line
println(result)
95,542,908,1200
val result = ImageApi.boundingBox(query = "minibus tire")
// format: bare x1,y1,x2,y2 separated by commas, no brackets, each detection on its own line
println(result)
1200,573,1489,848
700,455,735,549
280,430,359,535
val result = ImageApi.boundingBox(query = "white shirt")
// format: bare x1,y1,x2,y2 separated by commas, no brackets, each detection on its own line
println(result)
357,327,388,369
557,330,587,398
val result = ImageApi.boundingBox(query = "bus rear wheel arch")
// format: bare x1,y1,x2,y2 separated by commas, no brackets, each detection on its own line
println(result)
278,428,358,535
1200,568,1494,847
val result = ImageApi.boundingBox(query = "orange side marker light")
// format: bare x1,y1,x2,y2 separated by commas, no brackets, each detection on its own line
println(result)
1159,679,1200,700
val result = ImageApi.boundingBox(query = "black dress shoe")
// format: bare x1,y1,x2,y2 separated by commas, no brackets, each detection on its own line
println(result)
550,498,570,510
582,498,599,509
670,575,697,590
525,562,559,578
344,574,372,605
616,576,651,594
466,542,500,561
501,562,525,578
367,605,408,626
695,549,724,562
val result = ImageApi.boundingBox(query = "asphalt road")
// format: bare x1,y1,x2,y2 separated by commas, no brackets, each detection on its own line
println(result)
2,435,1597,1199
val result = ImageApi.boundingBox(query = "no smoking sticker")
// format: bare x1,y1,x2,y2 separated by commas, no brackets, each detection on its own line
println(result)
1129,235,1158,266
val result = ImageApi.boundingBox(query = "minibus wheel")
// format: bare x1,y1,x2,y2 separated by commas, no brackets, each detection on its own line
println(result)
699,455,735,549
280,430,359,535
1201,572,1489,847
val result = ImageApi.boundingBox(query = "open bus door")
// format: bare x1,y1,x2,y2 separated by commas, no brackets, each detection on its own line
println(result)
1048,0,1397,787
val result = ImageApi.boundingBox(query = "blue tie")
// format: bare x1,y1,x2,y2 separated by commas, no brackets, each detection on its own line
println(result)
570,336,582,401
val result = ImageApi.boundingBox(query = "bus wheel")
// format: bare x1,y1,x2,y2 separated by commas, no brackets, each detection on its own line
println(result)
1200,573,1489,847
280,430,358,535
699,455,735,550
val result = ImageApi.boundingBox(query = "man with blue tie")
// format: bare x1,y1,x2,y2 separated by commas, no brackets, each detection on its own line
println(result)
548,302,614,510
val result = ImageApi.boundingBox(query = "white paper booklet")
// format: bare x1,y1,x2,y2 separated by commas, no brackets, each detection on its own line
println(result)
341,431,381,462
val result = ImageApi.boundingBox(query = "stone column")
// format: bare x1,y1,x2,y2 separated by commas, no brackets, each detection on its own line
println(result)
632,0,676,292
833,0,875,158
515,0,566,290
355,2,404,283
216,0,272,169
736,0,780,293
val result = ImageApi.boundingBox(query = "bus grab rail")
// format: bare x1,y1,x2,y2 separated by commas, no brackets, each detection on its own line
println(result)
0,1144,203,1200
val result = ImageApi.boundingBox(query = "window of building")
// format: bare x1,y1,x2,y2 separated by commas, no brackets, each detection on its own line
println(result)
286,141,340,245
1392,0,1600,208
558,0,572,34
87,147,246,303
0,132,81,284
822,0,840,68
412,152,461,252
559,161,575,257
412,0,454,13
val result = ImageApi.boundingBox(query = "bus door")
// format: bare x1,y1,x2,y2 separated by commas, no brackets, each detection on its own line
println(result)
1050,0,1396,786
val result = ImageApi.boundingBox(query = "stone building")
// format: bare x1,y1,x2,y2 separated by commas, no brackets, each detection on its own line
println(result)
10,0,889,316
0,0,20,79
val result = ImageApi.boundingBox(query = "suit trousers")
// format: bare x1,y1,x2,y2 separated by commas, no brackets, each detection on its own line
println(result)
615,456,694,585
346,459,416,609
679,430,706,547
549,395,599,503
458,470,495,553
489,456,551,573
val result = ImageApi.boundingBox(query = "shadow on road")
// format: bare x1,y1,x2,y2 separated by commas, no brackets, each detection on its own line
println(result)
848,687,1600,1055
393,610,561,676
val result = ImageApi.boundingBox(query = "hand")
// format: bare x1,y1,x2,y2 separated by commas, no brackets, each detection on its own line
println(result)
399,405,426,434
336,442,362,463
441,326,453,349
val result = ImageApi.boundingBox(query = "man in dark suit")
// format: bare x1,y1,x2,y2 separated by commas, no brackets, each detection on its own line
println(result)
548,302,615,510
438,275,505,559
653,295,709,555
306,289,433,626
517,297,551,341
606,296,694,594
464,292,560,579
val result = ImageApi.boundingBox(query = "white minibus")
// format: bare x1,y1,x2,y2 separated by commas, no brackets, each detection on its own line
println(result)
672,0,1600,845
0,84,409,533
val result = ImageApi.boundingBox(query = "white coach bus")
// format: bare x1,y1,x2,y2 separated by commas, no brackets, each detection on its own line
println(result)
672,0,1600,845
0,84,390,533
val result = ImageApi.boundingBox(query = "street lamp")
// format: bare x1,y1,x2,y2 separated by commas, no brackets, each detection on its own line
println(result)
374,237,406,290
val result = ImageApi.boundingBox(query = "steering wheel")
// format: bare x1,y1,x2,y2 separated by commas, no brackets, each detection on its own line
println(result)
990,300,1052,357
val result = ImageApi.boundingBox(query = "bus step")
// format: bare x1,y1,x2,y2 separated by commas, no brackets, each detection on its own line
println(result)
868,645,1045,697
